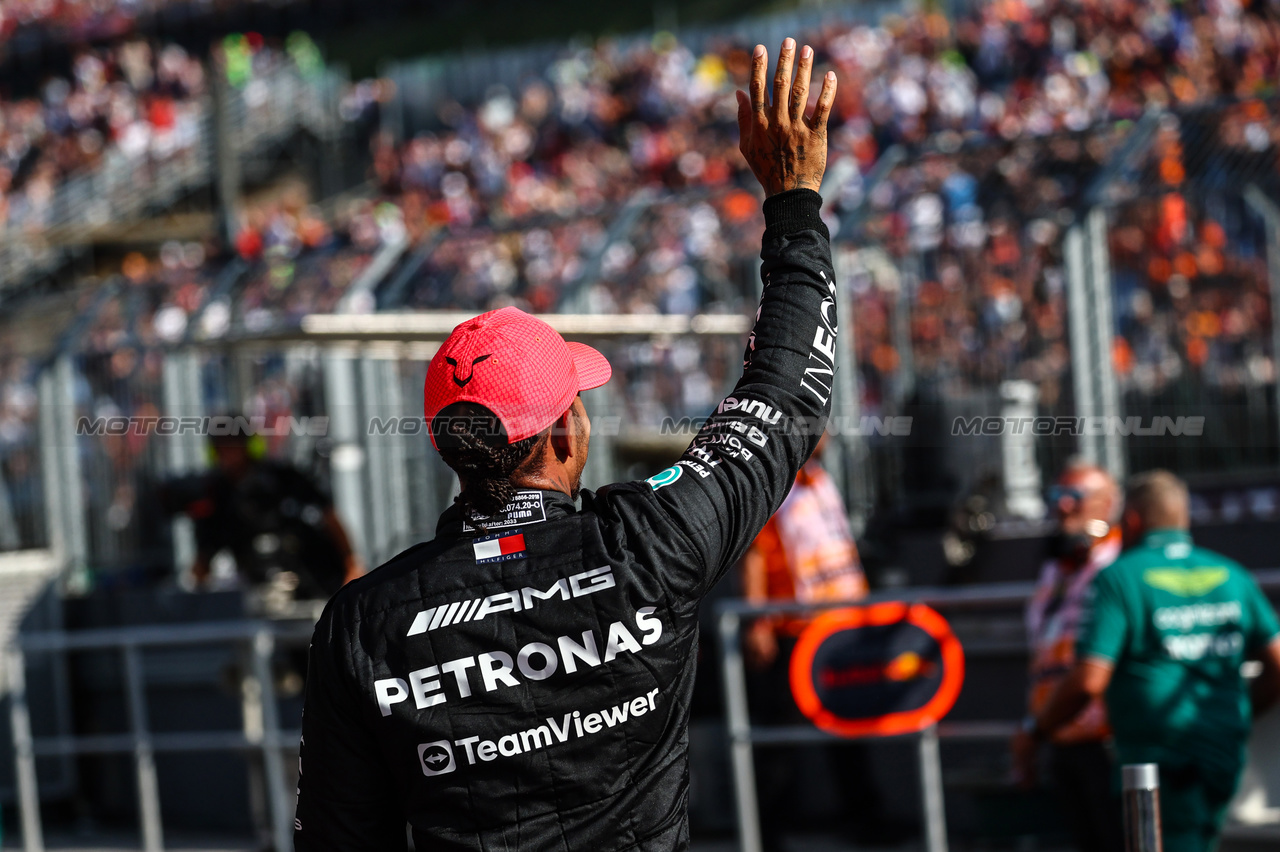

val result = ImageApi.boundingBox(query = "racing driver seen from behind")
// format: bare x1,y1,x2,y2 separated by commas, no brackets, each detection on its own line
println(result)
295,39,840,851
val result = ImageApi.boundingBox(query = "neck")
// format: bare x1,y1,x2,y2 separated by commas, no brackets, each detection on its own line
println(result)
1145,525,1189,536
511,468,574,497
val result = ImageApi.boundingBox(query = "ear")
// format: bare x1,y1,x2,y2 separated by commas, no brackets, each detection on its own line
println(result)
550,407,575,462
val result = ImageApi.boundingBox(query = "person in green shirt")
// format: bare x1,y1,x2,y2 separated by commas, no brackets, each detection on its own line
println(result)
1025,469,1280,852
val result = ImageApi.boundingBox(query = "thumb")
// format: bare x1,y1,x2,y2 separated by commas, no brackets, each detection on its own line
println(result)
735,90,750,144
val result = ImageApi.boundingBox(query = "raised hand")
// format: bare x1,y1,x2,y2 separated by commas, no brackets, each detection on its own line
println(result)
735,38,837,197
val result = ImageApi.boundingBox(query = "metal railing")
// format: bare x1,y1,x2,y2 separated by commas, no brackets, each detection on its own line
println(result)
8,618,315,852
2,569,1274,850
715,573,1280,852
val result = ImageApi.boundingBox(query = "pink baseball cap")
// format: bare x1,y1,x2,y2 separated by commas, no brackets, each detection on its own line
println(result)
424,307,612,448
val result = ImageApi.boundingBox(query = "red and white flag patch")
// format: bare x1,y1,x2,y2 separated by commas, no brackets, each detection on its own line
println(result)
473,532,526,564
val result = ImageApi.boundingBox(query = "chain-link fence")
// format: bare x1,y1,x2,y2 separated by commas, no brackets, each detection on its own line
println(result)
29,299,757,587
839,97,1280,512
1103,99,1280,476
835,123,1140,518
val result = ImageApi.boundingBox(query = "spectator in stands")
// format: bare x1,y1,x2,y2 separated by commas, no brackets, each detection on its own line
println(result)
1013,460,1124,852
0,37,207,234
165,424,363,599
1029,470,1280,852
742,432,884,849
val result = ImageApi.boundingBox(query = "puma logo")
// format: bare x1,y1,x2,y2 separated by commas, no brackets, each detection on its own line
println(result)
446,354,492,388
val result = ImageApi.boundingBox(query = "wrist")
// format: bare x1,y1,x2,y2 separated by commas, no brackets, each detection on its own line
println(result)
762,188,828,241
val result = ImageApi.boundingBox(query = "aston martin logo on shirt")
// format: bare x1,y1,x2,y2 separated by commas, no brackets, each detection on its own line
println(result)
1144,567,1229,597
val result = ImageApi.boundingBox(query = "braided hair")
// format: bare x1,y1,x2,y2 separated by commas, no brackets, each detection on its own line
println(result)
433,402,548,525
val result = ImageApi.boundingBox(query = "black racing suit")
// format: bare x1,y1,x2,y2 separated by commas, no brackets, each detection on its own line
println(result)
294,189,839,851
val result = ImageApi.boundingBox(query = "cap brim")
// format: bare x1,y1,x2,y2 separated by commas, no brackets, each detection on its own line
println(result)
567,341,612,391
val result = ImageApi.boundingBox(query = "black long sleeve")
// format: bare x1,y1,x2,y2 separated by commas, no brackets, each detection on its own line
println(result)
630,188,837,594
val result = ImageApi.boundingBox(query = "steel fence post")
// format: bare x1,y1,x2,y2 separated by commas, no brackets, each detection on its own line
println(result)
718,611,763,852
8,647,44,852
918,724,948,852
122,644,164,852
1065,209,1125,480
322,348,370,566
1242,185,1280,463
1122,763,1163,852
251,629,294,852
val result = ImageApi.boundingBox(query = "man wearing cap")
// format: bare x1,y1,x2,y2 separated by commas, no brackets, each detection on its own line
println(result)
295,40,840,851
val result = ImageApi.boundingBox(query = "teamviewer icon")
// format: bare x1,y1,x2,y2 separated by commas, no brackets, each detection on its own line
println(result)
418,740,456,776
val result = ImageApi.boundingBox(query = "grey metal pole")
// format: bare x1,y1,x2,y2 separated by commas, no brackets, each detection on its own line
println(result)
1064,221,1096,465
162,352,204,584
1066,209,1125,479
251,629,295,852
1086,208,1125,479
892,252,918,408
210,58,243,245
122,644,164,852
360,356,393,566
998,380,1045,520
718,611,763,852
322,349,370,567
831,247,867,536
1242,185,1280,460
53,356,89,593
7,647,45,852
0,460,19,549
918,725,949,852
37,370,68,568
379,358,412,559
1122,763,1163,852
579,384,617,491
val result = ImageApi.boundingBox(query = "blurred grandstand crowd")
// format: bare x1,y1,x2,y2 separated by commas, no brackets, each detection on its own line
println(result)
0,29,324,234
0,38,206,233
270,0,1280,411
1,0,173,41
2,0,1280,553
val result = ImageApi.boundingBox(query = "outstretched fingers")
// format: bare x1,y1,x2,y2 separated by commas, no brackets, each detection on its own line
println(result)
772,37,795,124
737,35,836,196
749,44,769,126
807,70,837,132
735,90,751,149
790,45,813,124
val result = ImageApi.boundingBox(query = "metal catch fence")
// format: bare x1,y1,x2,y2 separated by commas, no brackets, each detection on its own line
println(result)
8,617,314,852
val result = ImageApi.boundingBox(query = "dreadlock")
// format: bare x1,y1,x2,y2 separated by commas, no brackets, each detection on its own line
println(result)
433,402,548,528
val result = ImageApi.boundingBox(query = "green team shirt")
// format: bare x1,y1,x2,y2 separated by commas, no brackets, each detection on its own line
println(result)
1075,529,1280,796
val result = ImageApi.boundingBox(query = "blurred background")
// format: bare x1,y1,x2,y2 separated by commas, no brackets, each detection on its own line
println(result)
0,0,1279,849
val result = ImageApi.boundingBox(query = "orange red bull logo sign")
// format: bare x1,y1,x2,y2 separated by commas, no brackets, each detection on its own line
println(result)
817,650,938,688
790,602,964,737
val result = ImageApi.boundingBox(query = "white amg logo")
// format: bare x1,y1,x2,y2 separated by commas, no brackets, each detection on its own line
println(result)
407,567,616,636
